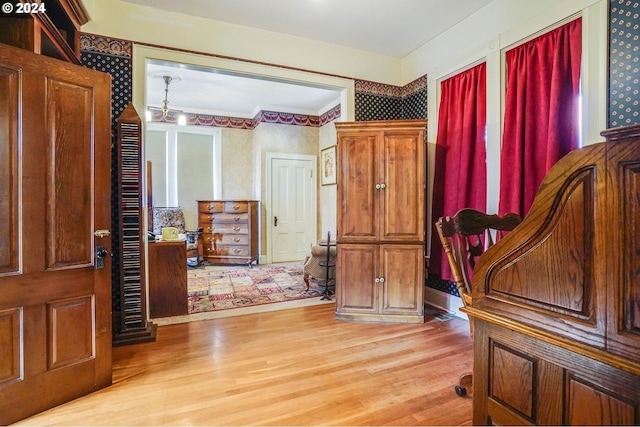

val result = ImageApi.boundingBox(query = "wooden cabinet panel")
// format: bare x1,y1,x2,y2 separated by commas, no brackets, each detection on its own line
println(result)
380,130,425,242
198,200,259,265
567,377,636,425
148,241,187,318
337,133,379,242
335,120,426,324
336,244,378,314
380,244,424,315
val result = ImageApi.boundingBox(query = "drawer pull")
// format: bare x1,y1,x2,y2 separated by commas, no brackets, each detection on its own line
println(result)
207,215,213,220
233,238,240,242
207,227,215,232
233,205,240,210
233,249,241,254
233,226,240,231
207,205,215,211
234,216,240,221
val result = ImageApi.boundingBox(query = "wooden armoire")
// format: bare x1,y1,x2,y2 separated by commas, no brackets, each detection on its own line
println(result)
335,120,426,323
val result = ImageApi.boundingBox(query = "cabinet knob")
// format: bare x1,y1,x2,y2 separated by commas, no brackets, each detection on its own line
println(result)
207,204,214,211
233,238,240,242
207,227,215,232
379,277,385,283
233,248,241,254
233,226,240,231
233,205,240,210
375,184,381,190
375,278,380,283
207,215,213,220
234,216,240,221
380,183,386,189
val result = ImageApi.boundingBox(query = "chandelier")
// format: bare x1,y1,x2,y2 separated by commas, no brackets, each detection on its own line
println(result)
146,74,186,125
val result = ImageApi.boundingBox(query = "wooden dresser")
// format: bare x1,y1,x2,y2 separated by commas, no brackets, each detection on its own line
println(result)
466,125,640,425
198,200,259,266
335,120,426,323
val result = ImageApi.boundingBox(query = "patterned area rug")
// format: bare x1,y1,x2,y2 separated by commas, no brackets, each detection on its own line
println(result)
188,263,324,314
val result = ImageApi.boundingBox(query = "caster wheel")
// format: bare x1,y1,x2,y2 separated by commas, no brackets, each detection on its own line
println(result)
455,385,467,397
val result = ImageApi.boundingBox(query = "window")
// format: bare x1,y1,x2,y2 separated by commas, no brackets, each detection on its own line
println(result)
146,124,222,229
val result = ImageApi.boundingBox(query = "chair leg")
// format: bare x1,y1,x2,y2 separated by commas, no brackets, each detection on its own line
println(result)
455,372,473,397
303,273,310,291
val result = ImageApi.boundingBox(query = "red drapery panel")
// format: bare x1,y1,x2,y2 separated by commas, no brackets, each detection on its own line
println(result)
499,18,582,218
430,62,487,280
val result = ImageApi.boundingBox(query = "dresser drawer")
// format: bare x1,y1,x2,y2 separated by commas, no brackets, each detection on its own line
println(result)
212,213,249,223
219,234,249,245
203,233,249,246
202,224,248,234
204,245,249,257
224,201,249,213
199,201,224,213
198,212,248,224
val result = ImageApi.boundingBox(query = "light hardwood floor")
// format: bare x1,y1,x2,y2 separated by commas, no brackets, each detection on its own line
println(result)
15,304,473,426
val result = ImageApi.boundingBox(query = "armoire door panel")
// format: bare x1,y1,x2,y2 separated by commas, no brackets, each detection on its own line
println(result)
336,244,378,313
380,244,424,314
380,131,425,241
0,66,19,274
45,79,93,270
337,134,379,242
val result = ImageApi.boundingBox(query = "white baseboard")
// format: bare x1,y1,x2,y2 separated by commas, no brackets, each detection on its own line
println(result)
424,286,468,321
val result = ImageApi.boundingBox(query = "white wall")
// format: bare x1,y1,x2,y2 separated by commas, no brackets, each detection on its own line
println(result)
81,0,401,85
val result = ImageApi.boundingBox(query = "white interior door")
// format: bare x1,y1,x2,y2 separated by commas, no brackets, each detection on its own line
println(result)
269,156,316,263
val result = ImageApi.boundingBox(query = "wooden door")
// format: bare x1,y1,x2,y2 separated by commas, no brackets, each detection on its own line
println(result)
0,44,112,425
270,156,316,262
335,244,378,316
380,130,425,242
336,132,380,242
379,244,424,316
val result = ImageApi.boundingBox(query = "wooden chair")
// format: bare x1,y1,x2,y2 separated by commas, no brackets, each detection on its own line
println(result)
435,208,522,396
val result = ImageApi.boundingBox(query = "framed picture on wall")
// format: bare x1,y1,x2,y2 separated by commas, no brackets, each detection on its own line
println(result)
320,145,337,186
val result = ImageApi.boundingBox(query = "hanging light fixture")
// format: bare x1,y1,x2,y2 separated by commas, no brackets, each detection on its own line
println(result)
147,74,187,125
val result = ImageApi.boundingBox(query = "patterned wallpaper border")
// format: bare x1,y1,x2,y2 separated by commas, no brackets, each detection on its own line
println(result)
80,34,132,57
148,105,342,129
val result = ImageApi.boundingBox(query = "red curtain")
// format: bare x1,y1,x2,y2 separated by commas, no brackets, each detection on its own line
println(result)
499,19,582,218
431,62,487,280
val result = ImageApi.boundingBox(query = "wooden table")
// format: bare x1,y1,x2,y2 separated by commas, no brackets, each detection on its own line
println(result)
148,240,188,318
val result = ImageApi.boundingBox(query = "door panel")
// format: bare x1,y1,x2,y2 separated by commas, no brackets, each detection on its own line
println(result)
46,79,94,268
380,244,424,314
337,133,379,242
336,244,378,313
271,157,315,263
381,130,425,241
0,44,112,425
0,66,19,273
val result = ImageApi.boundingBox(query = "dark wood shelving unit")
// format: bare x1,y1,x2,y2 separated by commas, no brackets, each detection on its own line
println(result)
0,0,89,64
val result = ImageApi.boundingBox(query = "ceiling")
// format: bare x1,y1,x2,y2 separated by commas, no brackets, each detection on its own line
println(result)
130,0,494,118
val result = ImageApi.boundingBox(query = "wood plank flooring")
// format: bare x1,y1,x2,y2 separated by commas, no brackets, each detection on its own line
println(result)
15,304,473,426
